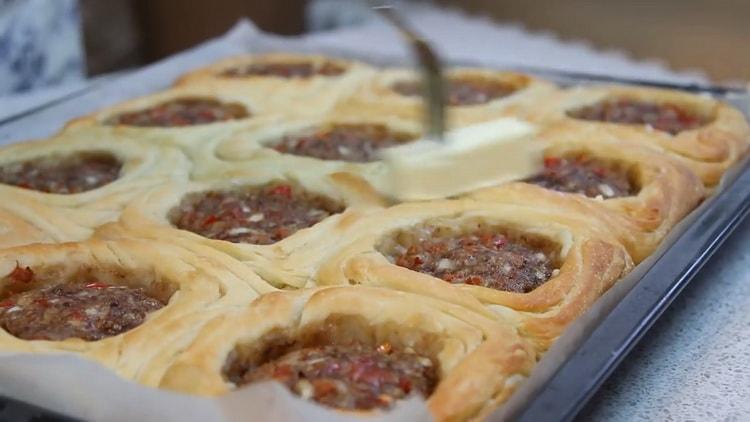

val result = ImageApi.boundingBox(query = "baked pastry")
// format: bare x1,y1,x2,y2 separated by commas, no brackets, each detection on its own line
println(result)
174,52,374,84
0,132,189,248
336,67,557,128
174,53,376,117
0,238,274,386
0,51,747,420
61,83,292,169
66,83,259,129
98,169,386,289
316,197,634,351
195,109,422,179
159,286,535,421
468,124,706,262
0,207,57,248
535,85,750,185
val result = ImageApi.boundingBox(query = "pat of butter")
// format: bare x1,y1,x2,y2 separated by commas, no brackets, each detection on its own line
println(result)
379,118,544,201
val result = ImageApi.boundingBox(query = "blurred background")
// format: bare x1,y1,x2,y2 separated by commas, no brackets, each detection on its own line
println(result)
1,0,749,97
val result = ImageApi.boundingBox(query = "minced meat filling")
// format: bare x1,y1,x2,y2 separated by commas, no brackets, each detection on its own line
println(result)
391,76,518,106
0,281,164,341
0,152,122,194
221,61,345,78
169,183,344,245
230,343,437,411
106,98,249,127
271,124,417,162
525,155,635,198
388,228,557,293
566,99,706,135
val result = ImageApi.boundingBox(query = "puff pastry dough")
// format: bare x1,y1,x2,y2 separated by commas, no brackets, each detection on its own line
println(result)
337,67,558,128
159,286,536,421
316,198,634,351
0,51,747,420
469,124,706,262
0,238,274,385
98,169,386,289
196,110,422,180
63,84,283,159
536,85,750,185
0,132,189,248
174,53,376,117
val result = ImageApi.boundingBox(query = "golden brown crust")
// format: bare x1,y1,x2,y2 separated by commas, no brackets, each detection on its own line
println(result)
174,53,374,86
174,53,376,118
159,286,536,421
468,125,706,262
535,85,750,186
0,238,274,385
0,133,189,247
96,168,387,289
336,67,558,128
0,207,56,247
195,110,422,180
61,84,287,167
315,198,634,351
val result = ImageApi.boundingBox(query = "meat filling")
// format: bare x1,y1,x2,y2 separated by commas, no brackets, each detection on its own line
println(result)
221,61,345,78
386,227,558,293
169,183,344,245
106,98,249,127
566,99,706,135
0,281,164,341
0,152,122,194
271,124,417,162
391,76,518,106
229,343,437,410
525,155,635,198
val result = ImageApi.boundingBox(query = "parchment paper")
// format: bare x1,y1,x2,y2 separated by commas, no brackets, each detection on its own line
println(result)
0,352,429,421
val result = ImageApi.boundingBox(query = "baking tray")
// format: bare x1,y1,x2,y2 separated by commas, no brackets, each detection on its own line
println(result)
0,394,76,422
492,79,750,422
0,37,749,421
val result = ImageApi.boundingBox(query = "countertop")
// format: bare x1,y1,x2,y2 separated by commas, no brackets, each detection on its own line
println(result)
580,217,750,421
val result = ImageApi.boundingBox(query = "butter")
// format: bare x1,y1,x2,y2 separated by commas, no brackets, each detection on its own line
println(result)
378,118,544,201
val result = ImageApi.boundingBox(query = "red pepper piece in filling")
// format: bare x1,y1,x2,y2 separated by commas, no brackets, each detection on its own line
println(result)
32,297,50,308
544,156,562,168
398,377,413,394
69,309,86,321
269,184,292,198
465,276,483,286
8,263,34,283
0,299,15,308
202,215,219,227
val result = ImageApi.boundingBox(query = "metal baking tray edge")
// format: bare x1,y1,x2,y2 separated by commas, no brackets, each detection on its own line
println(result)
0,41,749,421
508,151,750,422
